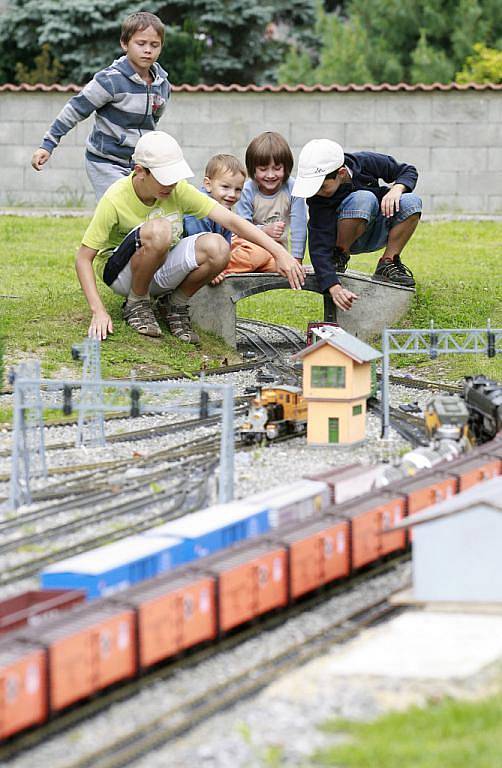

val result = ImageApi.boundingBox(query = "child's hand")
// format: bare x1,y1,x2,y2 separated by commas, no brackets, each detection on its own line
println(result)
210,272,227,286
329,284,358,311
89,309,113,340
274,251,305,290
263,221,285,240
31,148,51,171
381,184,405,218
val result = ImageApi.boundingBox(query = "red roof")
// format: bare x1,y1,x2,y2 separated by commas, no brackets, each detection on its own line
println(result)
1,81,501,93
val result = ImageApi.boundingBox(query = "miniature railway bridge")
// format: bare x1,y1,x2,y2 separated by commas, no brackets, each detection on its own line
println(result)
190,268,415,347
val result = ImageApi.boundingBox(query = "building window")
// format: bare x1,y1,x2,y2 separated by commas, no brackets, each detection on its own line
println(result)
311,365,346,388
352,404,362,415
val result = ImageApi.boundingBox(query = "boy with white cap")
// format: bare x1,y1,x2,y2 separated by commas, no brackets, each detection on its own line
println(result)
292,139,422,312
76,131,305,344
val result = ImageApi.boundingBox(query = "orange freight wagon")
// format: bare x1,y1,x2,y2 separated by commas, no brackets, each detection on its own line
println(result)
441,454,500,492
272,517,350,598
23,603,136,711
0,640,48,739
332,492,407,569
390,471,458,541
112,570,217,668
198,542,288,632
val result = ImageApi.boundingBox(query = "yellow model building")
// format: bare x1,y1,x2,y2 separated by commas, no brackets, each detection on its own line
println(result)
293,328,382,445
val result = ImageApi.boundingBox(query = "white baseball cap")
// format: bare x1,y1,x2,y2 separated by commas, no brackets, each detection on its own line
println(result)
132,131,193,185
292,139,345,198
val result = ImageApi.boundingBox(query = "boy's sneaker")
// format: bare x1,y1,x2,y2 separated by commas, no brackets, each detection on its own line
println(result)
156,294,200,345
372,255,416,287
122,298,162,337
333,246,350,273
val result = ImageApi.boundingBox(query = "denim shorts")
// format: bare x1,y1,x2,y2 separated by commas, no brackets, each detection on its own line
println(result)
336,190,422,254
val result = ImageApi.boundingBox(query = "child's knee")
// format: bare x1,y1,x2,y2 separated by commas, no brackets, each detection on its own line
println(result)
141,218,172,252
341,190,379,219
197,233,230,269
399,193,422,219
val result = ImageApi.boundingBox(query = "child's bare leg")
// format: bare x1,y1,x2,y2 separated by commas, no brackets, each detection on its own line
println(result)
336,218,367,252
180,233,230,296
380,214,420,260
130,219,172,294
122,219,173,338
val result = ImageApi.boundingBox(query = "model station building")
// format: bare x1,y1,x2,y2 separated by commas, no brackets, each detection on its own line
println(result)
293,328,381,445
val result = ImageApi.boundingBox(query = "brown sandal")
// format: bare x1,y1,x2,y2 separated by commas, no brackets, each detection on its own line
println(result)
156,295,200,344
122,298,162,337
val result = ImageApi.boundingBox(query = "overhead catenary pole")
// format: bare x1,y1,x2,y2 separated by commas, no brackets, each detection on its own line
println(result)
381,328,390,439
74,337,105,448
380,322,502,439
219,383,235,503
9,360,47,509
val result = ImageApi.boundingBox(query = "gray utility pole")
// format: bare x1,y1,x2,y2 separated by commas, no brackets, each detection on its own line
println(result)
9,360,47,509
219,383,235,503
72,337,106,448
381,321,502,438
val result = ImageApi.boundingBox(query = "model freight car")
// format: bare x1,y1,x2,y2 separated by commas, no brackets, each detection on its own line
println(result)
2,452,500,740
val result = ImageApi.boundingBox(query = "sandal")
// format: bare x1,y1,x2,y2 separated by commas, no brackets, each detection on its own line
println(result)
156,295,200,345
122,298,162,337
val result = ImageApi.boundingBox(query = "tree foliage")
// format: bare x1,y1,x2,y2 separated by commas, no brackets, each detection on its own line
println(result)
15,43,64,85
277,0,502,85
0,0,316,85
456,43,502,84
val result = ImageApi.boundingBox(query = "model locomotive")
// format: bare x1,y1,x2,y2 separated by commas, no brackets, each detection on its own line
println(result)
240,385,307,443
463,375,502,443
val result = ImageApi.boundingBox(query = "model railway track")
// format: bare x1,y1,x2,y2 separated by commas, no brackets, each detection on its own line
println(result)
0,460,214,558
0,399,250,451
0,426,227,489
236,322,300,385
368,399,429,446
1,556,407,766
0,474,212,588
0,453,212,536
385,373,461,394
237,317,305,350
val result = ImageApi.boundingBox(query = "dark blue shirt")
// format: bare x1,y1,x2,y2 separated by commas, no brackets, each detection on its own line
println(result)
307,151,418,291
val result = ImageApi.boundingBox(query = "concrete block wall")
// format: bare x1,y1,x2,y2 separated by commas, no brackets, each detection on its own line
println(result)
0,89,501,212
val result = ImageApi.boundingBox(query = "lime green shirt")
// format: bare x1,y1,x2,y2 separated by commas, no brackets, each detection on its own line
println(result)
82,174,216,280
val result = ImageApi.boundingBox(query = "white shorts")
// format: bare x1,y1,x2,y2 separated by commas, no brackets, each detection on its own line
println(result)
110,232,204,297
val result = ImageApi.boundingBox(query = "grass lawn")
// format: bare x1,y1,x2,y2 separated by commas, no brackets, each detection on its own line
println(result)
313,693,502,768
1,216,501,383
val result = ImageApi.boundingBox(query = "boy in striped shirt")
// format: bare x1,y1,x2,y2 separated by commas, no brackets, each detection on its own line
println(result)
31,11,170,201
